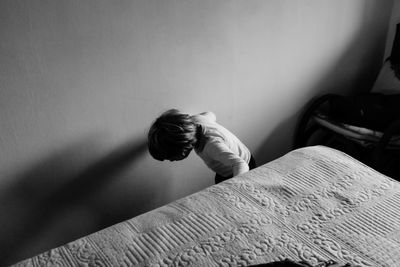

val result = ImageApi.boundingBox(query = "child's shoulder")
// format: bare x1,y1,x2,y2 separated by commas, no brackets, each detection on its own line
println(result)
191,111,217,124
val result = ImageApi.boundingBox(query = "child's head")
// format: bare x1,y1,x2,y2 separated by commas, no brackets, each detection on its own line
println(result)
148,109,198,161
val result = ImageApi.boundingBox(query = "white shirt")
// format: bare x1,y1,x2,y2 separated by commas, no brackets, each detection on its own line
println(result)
192,112,251,177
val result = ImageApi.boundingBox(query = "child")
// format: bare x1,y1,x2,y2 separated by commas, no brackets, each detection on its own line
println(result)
148,109,256,183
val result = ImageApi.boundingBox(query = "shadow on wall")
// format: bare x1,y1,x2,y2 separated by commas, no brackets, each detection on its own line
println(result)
255,114,298,165
0,137,149,266
256,1,392,164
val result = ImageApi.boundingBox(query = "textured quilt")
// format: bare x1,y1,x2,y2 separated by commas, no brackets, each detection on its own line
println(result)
13,146,400,267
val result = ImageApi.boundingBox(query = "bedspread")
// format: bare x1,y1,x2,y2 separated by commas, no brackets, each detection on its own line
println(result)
13,146,400,267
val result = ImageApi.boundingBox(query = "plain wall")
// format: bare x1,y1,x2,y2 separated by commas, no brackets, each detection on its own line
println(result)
0,0,393,265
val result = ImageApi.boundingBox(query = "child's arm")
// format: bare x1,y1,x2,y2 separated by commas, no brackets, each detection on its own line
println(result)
207,140,249,176
232,159,250,176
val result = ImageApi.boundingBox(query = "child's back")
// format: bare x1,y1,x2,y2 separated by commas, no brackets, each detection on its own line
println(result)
191,112,251,178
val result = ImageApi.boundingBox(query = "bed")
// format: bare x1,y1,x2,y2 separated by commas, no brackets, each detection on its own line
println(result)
12,146,400,267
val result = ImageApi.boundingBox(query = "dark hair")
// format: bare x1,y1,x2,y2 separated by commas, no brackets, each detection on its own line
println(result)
148,109,198,161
